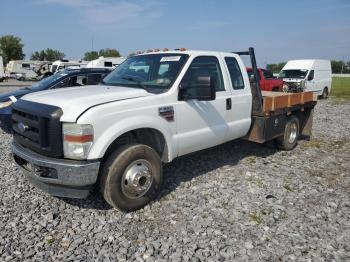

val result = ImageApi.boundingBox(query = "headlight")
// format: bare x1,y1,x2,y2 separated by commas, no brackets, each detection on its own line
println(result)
63,123,93,160
0,100,13,109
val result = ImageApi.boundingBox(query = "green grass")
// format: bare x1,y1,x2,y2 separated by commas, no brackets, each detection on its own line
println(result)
331,77,350,99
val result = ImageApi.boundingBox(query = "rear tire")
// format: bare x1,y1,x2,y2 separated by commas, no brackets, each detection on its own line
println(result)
99,144,163,212
275,115,300,150
321,87,329,99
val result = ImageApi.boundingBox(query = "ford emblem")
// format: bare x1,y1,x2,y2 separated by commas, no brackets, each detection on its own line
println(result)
18,122,28,132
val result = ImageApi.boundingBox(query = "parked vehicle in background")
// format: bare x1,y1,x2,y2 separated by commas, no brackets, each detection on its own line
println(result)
0,68,111,132
50,60,88,74
11,47,317,212
0,56,5,82
86,56,126,69
279,60,332,98
6,60,48,80
35,62,53,79
247,67,283,91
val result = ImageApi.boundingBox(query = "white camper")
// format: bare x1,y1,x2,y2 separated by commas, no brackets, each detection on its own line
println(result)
0,56,5,81
50,60,88,74
6,60,46,80
86,56,126,69
279,59,332,97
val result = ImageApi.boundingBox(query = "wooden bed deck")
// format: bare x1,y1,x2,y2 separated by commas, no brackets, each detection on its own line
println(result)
261,91,318,113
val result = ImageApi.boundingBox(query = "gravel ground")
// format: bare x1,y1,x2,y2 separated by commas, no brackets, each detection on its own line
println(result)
0,98,349,261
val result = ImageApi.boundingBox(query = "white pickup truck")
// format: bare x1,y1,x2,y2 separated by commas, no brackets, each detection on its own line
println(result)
11,48,317,211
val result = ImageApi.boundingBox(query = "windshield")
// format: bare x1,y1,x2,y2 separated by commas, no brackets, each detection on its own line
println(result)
30,72,68,90
102,53,189,92
279,69,308,79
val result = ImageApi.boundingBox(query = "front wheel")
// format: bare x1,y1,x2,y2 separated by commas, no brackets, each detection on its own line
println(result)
275,115,300,150
99,144,163,212
321,87,329,99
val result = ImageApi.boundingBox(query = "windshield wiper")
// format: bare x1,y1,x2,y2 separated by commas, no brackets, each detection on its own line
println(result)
121,76,148,91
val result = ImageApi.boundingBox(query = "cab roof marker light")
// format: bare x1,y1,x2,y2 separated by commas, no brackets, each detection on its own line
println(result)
154,48,160,52
146,49,153,53
163,48,169,51
174,48,186,51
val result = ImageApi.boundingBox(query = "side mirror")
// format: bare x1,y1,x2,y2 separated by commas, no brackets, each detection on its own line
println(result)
179,76,216,101
248,74,255,83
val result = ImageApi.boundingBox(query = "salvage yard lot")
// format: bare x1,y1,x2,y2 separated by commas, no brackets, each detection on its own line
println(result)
0,90,349,261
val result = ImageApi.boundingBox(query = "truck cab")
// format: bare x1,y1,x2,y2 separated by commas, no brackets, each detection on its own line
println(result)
11,48,316,211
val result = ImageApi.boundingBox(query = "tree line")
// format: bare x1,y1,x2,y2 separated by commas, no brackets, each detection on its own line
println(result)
0,34,121,65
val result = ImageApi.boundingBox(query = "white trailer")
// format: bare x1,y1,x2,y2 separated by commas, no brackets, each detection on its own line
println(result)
86,56,126,69
279,59,332,98
6,60,46,80
50,60,88,74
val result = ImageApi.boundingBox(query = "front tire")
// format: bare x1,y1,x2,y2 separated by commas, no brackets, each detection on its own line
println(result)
99,144,163,212
321,87,329,99
275,115,300,150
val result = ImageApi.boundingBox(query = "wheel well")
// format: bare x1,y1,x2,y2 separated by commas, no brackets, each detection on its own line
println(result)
102,128,169,163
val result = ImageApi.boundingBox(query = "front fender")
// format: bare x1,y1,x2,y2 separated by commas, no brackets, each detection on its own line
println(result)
86,115,175,162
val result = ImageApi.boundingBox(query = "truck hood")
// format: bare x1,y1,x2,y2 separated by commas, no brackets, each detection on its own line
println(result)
21,85,152,122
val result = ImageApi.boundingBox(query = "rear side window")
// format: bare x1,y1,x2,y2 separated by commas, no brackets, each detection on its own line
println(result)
224,57,245,90
182,56,225,91
262,69,274,79
88,73,104,85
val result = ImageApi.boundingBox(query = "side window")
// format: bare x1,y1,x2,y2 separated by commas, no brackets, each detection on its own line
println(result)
181,56,224,91
69,75,88,86
224,57,245,90
308,70,314,81
104,61,113,67
88,73,103,85
263,69,274,79
53,78,70,89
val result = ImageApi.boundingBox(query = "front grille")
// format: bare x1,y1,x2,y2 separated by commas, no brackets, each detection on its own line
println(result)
284,82,303,93
12,100,63,158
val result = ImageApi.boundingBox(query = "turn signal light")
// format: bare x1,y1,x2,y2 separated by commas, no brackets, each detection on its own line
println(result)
64,134,93,143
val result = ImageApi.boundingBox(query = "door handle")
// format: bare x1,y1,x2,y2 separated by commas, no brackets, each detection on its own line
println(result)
226,98,232,110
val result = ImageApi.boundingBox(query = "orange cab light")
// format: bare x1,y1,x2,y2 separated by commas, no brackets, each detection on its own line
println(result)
163,48,169,51
179,48,186,51
154,48,160,52
64,134,93,143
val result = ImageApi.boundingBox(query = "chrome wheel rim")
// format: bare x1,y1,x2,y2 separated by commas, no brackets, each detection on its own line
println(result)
288,122,298,144
121,159,153,199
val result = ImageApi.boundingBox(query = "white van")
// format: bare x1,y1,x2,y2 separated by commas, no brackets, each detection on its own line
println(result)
86,56,126,69
279,59,332,97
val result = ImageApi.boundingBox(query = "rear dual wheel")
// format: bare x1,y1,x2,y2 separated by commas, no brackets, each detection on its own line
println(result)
99,144,163,212
275,115,300,150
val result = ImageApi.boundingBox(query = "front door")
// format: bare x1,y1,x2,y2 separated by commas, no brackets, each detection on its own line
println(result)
176,56,231,156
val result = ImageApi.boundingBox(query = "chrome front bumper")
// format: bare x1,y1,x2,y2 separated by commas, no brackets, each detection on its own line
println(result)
12,142,100,198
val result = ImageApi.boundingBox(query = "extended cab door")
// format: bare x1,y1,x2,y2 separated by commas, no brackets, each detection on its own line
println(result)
222,55,252,141
176,55,232,156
